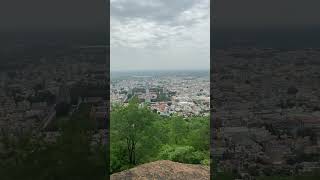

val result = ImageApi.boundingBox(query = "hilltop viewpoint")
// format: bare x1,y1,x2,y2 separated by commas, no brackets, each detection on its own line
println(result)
110,160,210,180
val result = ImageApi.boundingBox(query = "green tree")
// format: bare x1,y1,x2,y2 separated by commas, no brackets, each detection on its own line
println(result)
110,96,161,168
168,116,188,145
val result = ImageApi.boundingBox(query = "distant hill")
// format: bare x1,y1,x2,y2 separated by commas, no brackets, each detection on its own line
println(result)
110,160,210,180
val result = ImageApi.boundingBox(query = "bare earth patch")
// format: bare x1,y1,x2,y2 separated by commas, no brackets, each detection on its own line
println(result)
110,160,209,180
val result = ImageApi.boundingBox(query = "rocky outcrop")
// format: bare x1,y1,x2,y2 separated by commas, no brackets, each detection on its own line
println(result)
110,160,210,180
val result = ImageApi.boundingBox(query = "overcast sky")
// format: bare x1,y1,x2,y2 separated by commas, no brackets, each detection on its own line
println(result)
214,0,320,29
0,0,107,32
110,0,210,71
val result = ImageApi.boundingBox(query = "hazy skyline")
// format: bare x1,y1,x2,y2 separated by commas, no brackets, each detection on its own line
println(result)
111,0,210,71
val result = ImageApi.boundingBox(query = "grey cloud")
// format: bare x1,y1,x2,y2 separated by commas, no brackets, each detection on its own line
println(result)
111,0,210,71
111,0,196,22
0,0,107,31
111,0,209,49
214,0,320,28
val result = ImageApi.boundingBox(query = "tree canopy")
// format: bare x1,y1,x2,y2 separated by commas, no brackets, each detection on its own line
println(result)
110,98,210,174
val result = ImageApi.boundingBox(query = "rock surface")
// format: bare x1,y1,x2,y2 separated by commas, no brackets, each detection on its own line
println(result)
110,160,209,180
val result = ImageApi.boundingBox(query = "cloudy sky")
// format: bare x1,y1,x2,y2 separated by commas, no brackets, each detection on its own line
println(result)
110,0,210,71
214,0,320,29
213,0,320,48
0,0,107,31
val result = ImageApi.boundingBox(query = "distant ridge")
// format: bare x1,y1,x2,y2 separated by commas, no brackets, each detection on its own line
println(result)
110,160,209,180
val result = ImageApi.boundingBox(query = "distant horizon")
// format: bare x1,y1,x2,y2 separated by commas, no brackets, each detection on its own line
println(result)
111,68,209,72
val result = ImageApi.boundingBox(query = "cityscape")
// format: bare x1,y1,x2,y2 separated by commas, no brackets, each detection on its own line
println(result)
0,32,109,179
212,48,320,179
2,0,320,179
110,0,210,178
109,70,210,178
0,44,108,141
111,70,210,117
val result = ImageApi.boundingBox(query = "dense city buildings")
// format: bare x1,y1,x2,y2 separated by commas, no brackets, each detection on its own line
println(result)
212,48,320,178
0,44,108,146
111,70,210,118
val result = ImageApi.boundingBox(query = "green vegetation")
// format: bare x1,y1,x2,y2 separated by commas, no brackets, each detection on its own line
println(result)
256,173,320,180
212,172,236,180
157,91,170,101
0,104,107,180
110,97,210,174
211,172,320,180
